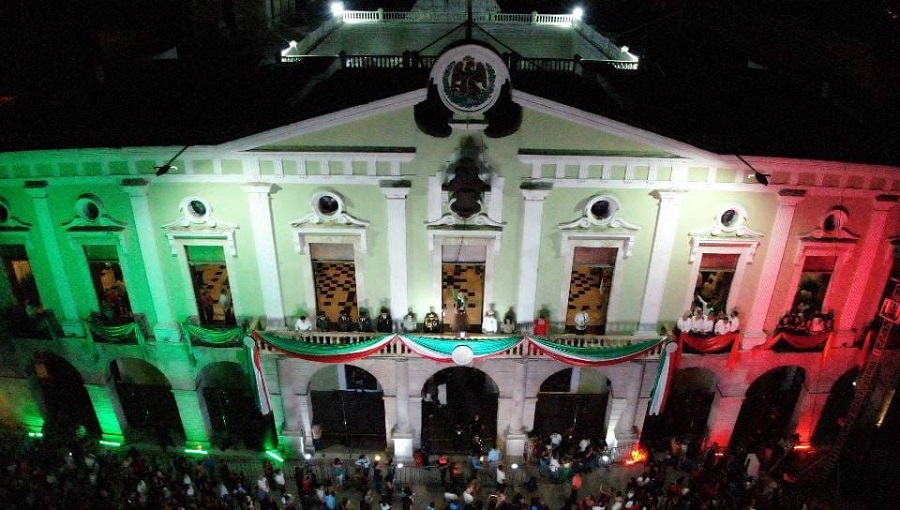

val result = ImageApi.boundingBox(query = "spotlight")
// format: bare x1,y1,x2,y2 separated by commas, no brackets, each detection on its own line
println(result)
154,145,189,177
331,2,345,17
736,155,770,186
572,7,584,20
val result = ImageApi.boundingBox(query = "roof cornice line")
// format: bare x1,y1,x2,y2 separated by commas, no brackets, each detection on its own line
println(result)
511,91,726,164
216,89,428,153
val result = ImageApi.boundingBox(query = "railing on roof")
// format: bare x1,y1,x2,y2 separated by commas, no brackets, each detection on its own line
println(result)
340,10,576,26
255,331,665,360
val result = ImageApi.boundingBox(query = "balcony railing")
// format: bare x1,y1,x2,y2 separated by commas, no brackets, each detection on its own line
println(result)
340,10,576,26
255,331,666,360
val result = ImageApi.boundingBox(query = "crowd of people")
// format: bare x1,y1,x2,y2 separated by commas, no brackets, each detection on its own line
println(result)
774,310,834,336
0,423,828,510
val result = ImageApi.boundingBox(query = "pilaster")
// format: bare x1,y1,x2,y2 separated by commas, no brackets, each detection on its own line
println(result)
744,189,806,346
504,359,529,458
381,184,411,320
790,384,828,444
636,190,687,335
613,362,644,440
171,388,212,449
392,358,414,460
122,179,179,342
24,181,81,335
836,194,899,337
706,392,744,447
516,186,552,326
243,183,287,328
84,383,127,443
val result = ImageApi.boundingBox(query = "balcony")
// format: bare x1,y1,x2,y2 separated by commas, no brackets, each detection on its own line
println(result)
2,307,62,341
254,330,667,362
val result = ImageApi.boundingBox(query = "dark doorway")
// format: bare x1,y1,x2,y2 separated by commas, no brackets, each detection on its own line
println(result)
640,368,717,452
33,353,100,438
811,368,858,446
201,362,274,451
85,245,132,320
532,368,608,441
421,367,498,453
310,365,385,450
730,366,806,452
566,247,617,334
111,358,185,446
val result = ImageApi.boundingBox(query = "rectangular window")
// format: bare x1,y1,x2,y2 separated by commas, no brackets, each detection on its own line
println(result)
566,247,617,334
84,244,132,321
442,245,487,332
310,243,358,328
693,253,739,313
792,255,837,315
187,245,232,326
0,244,40,308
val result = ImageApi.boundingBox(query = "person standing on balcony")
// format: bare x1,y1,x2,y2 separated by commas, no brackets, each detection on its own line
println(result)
219,289,232,322
482,310,498,334
574,306,590,334
294,315,313,332
453,290,469,333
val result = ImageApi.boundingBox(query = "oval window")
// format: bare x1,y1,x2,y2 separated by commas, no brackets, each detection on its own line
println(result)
318,195,340,215
823,214,838,232
189,200,207,218
77,197,101,221
720,209,738,228
590,200,611,221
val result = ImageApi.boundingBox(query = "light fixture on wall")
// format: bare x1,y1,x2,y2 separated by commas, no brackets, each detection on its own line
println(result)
736,154,770,186
155,145,190,176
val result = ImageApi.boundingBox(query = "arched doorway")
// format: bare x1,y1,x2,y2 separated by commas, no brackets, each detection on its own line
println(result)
811,367,858,446
421,366,499,454
730,366,806,452
32,352,100,438
640,368,717,452
309,364,386,450
110,358,184,446
532,368,609,444
200,361,274,450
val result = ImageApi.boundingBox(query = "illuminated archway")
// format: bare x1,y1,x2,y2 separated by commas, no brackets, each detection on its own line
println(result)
110,358,184,446
309,364,386,450
200,361,273,450
640,367,717,452
532,368,610,442
32,352,100,438
730,365,806,451
421,366,499,454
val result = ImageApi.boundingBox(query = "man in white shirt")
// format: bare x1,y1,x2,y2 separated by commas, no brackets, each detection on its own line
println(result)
729,310,741,332
676,312,691,333
574,307,590,334
714,314,729,335
495,464,506,491
700,312,716,335
482,311,498,334
294,315,313,331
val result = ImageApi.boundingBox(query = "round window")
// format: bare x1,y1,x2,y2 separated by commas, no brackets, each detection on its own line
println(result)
720,209,739,228
590,200,611,221
188,200,207,217
823,214,838,232
76,197,102,221
318,195,340,215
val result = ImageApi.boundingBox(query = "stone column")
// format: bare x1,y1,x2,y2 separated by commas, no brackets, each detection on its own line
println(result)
122,179,179,342
835,195,899,342
614,363,645,440
505,359,529,458
790,384,828,444
24,181,81,335
393,358,414,460
516,187,552,327
171,388,212,449
243,183,287,329
276,358,306,454
744,189,806,347
84,383,127,443
706,392,745,447
636,190,687,335
381,185,411,321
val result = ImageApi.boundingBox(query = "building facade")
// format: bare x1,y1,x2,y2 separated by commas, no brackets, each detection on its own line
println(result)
0,2,898,460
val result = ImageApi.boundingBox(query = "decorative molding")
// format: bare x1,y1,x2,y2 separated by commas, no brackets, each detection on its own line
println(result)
425,212,504,229
426,225,503,253
562,231,638,259
292,191,370,228
289,191,370,253
162,199,238,256
689,236,761,264
558,195,640,232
